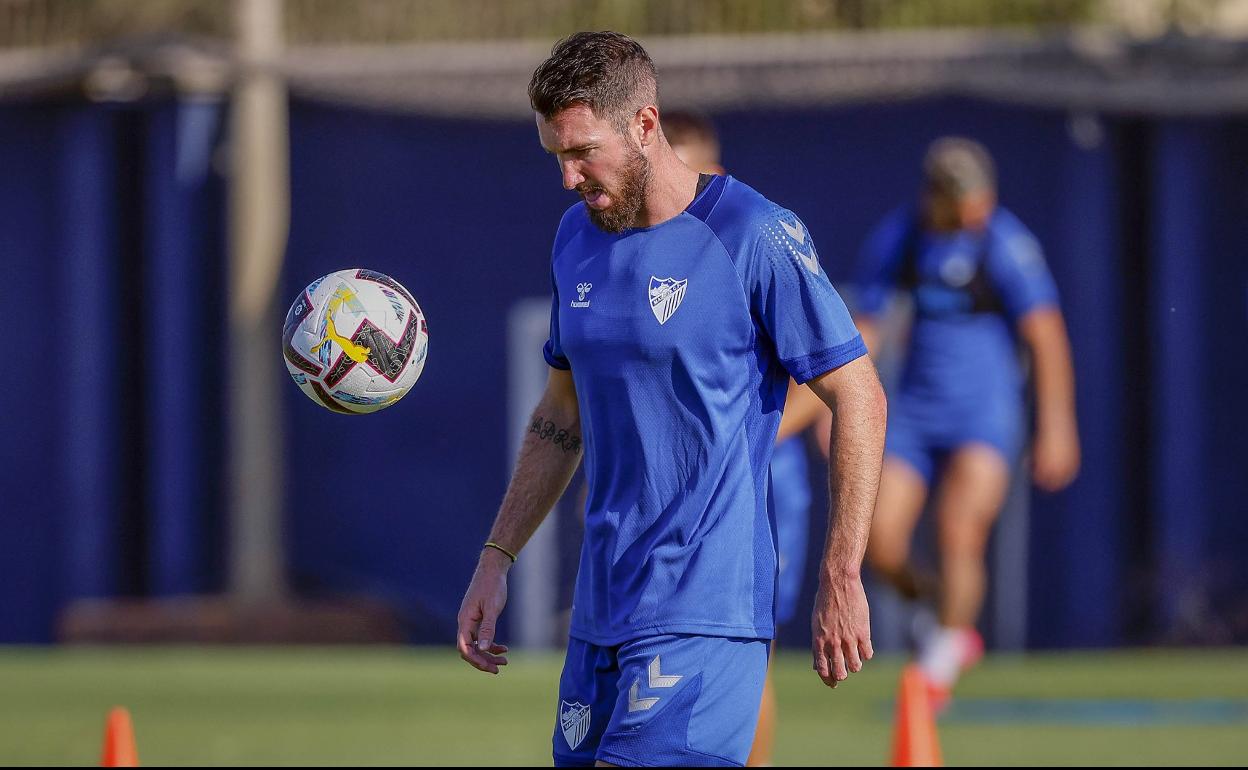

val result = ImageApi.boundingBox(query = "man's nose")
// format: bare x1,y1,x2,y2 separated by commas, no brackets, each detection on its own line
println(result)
561,160,585,191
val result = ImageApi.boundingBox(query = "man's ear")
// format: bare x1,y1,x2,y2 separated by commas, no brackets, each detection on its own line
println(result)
637,105,660,147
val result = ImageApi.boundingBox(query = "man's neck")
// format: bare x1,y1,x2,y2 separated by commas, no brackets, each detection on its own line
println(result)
634,147,703,229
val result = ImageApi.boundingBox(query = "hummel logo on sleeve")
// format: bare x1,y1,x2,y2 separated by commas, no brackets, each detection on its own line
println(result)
778,217,821,275
779,218,806,245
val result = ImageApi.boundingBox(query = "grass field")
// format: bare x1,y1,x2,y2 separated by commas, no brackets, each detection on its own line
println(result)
1,647,1245,766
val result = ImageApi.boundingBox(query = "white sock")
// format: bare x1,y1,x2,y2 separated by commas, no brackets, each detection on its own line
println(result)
918,626,964,687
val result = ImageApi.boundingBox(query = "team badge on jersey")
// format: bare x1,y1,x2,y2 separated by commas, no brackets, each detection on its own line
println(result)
559,700,592,750
648,276,688,325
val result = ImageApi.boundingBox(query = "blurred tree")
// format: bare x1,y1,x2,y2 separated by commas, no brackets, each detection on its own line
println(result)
18,0,1242,49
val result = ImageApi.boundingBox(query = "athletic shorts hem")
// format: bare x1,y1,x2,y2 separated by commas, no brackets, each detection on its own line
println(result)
597,747,744,768
886,438,1016,486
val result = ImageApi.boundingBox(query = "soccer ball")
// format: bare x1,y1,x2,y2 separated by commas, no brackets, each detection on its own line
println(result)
282,268,429,414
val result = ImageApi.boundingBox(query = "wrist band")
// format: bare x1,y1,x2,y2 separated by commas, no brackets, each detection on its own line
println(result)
484,541,517,563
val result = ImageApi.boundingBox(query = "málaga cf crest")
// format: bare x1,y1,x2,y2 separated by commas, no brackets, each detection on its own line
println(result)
560,700,591,750
648,276,688,325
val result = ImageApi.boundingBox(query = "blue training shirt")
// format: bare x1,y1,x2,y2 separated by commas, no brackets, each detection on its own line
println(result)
856,205,1059,409
544,175,866,646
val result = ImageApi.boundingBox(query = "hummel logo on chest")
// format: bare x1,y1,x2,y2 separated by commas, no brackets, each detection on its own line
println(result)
570,282,592,308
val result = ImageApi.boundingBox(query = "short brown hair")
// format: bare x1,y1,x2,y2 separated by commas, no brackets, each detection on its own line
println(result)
923,137,996,198
528,31,658,132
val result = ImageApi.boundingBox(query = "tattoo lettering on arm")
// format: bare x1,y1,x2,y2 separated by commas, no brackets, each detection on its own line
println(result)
529,415,582,454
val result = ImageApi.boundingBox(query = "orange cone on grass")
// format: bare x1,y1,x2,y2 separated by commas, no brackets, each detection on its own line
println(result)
890,664,942,767
101,706,139,767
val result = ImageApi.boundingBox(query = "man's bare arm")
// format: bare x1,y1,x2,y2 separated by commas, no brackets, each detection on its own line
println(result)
804,355,887,688
457,367,582,674
487,368,584,551
1017,307,1080,492
788,320,883,453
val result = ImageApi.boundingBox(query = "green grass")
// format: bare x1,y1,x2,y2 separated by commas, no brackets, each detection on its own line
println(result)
0,647,1245,765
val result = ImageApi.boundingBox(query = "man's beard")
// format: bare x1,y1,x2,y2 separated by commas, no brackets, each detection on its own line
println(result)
586,146,651,234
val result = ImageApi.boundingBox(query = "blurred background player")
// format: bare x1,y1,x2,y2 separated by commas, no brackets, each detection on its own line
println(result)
662,109,833,767
854,137,1081,710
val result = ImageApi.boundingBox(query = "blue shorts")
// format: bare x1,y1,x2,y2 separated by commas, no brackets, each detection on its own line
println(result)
885,390,1023,484
770,438,811,626
552,634,770,767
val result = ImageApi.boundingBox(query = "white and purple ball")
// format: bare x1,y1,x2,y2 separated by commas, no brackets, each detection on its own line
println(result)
282,269,428,414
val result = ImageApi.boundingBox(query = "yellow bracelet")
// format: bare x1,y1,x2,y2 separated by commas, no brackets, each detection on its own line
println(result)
484,541,517,563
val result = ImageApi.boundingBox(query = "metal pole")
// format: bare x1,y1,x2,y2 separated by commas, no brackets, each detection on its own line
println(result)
228,0,289,601
507,299,563,648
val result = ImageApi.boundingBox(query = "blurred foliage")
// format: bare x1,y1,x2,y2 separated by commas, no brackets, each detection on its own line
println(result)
0,0,1240,48
284,0,1098,43
0,0,227,47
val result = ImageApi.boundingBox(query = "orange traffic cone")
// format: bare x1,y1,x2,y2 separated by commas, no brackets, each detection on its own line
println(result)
100,706,139,767
890,665,942,767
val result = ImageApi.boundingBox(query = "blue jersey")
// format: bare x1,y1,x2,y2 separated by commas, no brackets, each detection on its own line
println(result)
544,175,865,646
856,205,1059,476
857,205,1058,408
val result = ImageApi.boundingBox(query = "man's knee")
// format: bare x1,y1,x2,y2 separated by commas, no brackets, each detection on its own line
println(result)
866,535,909,576
939,510,995,555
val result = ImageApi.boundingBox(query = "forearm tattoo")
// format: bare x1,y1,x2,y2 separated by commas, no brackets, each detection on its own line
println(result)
529,415,582,454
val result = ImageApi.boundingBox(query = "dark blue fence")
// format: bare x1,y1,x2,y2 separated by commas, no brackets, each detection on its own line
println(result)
2,95,1244,646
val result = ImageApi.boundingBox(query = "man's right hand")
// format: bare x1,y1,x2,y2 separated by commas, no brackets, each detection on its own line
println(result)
811,571,873,688
1031,419,1080,492
456,548,512,674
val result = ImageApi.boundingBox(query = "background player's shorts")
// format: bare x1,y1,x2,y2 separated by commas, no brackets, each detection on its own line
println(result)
885,389,1024,484
770,437,811,626
552,634,769,767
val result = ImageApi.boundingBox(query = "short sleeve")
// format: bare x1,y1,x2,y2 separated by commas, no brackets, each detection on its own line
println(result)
749,210,867,384
542,264,571,370
854,207,911,318
987,217,1060,323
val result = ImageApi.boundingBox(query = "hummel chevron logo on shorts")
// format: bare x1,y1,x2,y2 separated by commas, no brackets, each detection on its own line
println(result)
627,656,683,713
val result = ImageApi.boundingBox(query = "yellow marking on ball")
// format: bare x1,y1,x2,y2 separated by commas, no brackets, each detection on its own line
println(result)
311,288,372,363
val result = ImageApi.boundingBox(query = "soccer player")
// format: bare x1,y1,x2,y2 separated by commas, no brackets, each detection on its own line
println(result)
456,32,887,767
855,138,1081,710
661,108,828,768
